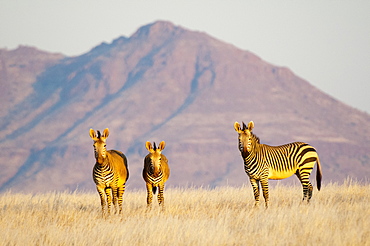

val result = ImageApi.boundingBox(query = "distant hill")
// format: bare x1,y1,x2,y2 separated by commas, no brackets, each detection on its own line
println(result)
1,21,369,193
0,46,64,118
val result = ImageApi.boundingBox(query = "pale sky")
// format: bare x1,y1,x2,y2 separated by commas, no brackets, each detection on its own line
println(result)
1,1,369,113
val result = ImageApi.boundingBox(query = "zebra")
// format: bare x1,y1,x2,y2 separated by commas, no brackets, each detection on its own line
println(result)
143,141,170,208
89,128,129,215
234,121,322,207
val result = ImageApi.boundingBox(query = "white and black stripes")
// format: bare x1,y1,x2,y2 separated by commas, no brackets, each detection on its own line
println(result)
90,128,129,216
93,160,116,186
144,166,164,186
143,141,170,208
235,121,322,207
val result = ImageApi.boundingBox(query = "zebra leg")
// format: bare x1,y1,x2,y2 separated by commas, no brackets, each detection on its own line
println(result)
146,183,153,207
105,187,113,214
117,184,125,214
297,153,317,202
260,179,269,208
158,184,165,209
97,187,106,215
250,178,260,207
296,171,311,202
307,182,313,201
111,187,118,214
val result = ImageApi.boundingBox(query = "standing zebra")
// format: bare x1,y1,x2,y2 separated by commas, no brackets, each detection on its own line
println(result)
234,121,322,207
143,141,170,208
89,128,129,215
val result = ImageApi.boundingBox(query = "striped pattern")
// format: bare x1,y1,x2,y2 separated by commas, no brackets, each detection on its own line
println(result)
234,121,322,207
143,141,170,208
90,128,129,215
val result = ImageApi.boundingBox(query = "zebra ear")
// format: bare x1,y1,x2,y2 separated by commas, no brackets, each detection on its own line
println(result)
248,121,254,131
146,141,154,153
89,129,99,141
158,141,166,151
101,128,110,139
234,122,241,132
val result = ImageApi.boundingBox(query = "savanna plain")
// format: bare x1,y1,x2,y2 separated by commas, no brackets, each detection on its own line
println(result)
0,181,369,246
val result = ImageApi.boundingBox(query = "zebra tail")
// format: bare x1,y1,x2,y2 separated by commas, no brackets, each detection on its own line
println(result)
316,156,323,191
152,186,157,194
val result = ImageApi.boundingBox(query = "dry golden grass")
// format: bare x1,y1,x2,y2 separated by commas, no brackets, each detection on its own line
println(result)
0,181,369,245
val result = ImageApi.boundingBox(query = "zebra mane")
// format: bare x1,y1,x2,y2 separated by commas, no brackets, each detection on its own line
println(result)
97,130,101,139
153,142,157,151
251,132,260,144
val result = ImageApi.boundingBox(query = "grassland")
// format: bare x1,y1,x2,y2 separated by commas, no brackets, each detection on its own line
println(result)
0,181,369,245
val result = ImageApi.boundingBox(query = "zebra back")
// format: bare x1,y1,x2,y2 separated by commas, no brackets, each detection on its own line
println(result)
108,150,129,182
257,142,316,177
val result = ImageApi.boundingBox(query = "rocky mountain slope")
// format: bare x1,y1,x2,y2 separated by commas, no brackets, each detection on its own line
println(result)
1,21,369,193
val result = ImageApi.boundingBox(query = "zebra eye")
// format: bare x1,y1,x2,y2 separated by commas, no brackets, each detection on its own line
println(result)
104,145,106,147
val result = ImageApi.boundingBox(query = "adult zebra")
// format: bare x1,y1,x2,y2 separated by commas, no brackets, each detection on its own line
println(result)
89,128,129,215
143,141,170,209
234,121,322,207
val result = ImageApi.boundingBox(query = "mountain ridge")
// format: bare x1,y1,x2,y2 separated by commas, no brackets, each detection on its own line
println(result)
0,21,369,193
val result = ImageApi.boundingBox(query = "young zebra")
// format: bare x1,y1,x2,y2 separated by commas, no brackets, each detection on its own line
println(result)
234,121,322,208
89,128,129,215
143,141,170,209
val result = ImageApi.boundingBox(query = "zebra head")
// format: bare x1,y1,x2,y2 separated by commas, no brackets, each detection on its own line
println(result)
89,128,110,164
145,141,166,177
234,121,255,154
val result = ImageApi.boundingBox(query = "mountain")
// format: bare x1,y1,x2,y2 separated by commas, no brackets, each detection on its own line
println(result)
1,21,369,193
0,46,64,118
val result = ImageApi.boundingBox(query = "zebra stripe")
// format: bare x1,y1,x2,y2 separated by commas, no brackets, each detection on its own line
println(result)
143,141,170,208
234,121,322,207
90,128,129,215
144,170,164,185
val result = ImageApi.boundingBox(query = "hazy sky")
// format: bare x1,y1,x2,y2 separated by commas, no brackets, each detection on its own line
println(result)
1,1,369,113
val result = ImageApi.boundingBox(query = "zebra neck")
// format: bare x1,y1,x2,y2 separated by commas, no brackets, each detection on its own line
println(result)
147,167,163,184
243,134,260,158
151,164,162,178
96,153,110,166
